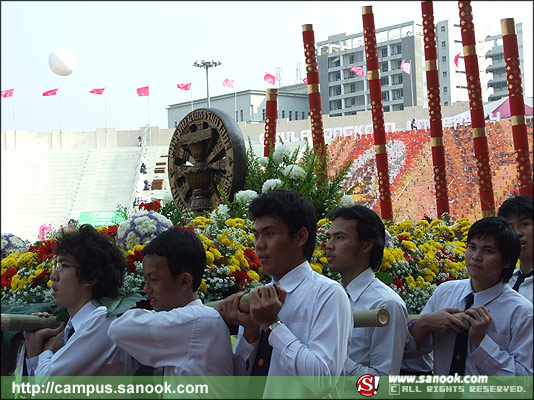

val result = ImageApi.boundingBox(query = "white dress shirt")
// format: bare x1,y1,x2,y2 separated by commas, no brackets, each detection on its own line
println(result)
405,279,533,376
26,300,130,376
507,266,533,304
107,298,233,376
233,261,352,397
344,268,408,376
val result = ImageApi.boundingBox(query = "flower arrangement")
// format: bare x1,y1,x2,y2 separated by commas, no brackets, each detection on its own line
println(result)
1,233,30,259
116,210,173,251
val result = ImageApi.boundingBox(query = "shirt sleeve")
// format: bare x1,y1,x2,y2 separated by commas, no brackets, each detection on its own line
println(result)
232,325,259,376
404,291,439,358
268,284,352,377
469,312,533,376
345,301,408,376
30,315,120,376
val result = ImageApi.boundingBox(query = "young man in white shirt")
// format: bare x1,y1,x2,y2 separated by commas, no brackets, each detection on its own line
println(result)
107,226,233,376
405,217,533,375
23,225,130,375
498,195,533,303
217,189,352,398
326,205,408,376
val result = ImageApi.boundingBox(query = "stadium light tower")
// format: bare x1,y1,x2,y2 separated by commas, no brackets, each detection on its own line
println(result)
193,60,221,108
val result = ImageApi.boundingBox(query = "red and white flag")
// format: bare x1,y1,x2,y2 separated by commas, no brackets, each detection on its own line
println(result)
136,86,149,96
303,77,308,84
90,88,105,95
264,73,276,85
177,83,192,91
454,53,461,68
43,88,58,96
1,89,14,98
222,79,235,88
351,65,364,77
400,59,411,75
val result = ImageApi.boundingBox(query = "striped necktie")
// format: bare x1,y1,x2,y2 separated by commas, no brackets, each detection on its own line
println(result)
449,292,474,375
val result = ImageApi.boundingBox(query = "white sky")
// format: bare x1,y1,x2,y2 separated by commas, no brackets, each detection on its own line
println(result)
1,1,532,133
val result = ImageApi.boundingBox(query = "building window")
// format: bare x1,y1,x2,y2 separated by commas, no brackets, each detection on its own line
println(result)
350,83,356,93
281,110,286,118
381,62,388,72
349,54,355,64
441,41,446,47
289,111,293,121
443,86,448,93
236,111,238,121
262,109,265,121
381,76,389,86
302,112,306,120
174,121,177,127
443,71,448,77
392,88,403,100
381,47,388,58
240,110,244,121
441,25,446,32
384,105,390,112
442,56,447,62
444,101,449,106
382,91,390,101
295,111,298,120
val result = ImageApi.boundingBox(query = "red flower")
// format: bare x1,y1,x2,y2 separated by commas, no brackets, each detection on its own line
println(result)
393,279,403,290
423,213,433,223
99,225,119,237
28,244,39,253
1,267,17,288
31,270,50,288
139,200,161,212
127,249,144,273
397,234,411,242
37,240,57,261
230,270,250,291
243,248,260,271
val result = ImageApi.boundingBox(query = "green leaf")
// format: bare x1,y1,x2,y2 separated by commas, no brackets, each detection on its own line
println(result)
374,272,394,285
100,292,147,317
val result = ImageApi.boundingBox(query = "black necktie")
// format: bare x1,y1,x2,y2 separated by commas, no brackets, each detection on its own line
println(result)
449,292,474,375
251,330,272,376
512,269,533,291
65,324,75,343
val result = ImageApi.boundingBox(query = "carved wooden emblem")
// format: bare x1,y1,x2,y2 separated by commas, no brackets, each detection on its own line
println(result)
168,108,246,213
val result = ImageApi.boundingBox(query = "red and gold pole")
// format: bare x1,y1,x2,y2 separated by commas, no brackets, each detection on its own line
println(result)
302,24,326,156
264,88,278,157
458,1,495,217
501,18,533,195
362,6,394,221
422,1,450,218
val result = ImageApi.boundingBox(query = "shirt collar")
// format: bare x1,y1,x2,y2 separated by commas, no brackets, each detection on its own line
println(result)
345,268,375,303
468,279,506,307
69,299,100,332
272,261,312,293
185,298,203,307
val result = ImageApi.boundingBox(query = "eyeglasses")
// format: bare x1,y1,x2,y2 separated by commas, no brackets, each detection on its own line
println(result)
52,260,75,272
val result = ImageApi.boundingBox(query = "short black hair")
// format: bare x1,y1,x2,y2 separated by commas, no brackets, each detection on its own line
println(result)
55,224,125,299
329,205,385,272
142,227,205,291
466,216,520,283
249,189,317,261
498,195,533,220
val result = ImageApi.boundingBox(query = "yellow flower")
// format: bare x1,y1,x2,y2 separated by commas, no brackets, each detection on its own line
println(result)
198,279,208,294
310,263,323,274
319,257,328,265
416,220,429,227
430,219,443,227
206,251,215,266
401,240,416,251
247,270,260,282
405,275,416,289
317,218,331,227
225,219,237,228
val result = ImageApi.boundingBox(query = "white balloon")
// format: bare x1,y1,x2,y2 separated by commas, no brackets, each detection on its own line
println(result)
48,48,78,76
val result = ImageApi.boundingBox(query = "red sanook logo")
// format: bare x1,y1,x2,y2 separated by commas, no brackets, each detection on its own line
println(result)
356,374,380,397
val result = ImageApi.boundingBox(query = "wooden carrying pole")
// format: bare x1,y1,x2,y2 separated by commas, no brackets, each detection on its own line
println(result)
501,18,534,194
362,6,394,221
458,1,496,217
264,88,278,157
421,1,451,217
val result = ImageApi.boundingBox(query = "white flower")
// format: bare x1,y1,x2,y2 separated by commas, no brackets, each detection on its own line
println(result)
235,190,258,206
339,195,355,208
162,191,173,202
271,144,291,164
282,165,306,180
258,157,268,167
262,179,283,193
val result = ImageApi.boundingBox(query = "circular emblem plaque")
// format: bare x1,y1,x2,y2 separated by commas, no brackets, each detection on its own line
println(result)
168,108,246,213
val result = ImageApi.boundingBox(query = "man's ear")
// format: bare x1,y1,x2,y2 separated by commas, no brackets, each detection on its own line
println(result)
362,238,374,254
178,272,194,290
295,226,309,248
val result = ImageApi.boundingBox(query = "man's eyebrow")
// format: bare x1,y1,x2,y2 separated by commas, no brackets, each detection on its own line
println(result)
253,225,275,234
327,230,348,236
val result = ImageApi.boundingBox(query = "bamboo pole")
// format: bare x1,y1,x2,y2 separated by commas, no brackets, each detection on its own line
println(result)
1,314,61,332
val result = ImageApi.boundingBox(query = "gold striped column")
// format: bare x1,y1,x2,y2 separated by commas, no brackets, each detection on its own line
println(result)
422,1,450,217
501,18,533,194
264,89,278,157
458,1,495,217
362,6,394,221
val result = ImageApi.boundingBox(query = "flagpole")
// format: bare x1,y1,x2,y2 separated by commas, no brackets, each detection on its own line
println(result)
410,59,415,113
190,89,193,112
234,82,237,122
105,85,108,132
58,84,62,132
147,84,150,126
12,91,17,132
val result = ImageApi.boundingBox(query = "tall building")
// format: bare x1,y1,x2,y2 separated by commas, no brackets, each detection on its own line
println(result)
317,21,424,116
485,23,524,101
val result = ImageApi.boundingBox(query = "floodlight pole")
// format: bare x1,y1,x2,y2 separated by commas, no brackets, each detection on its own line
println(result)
193,60,221,108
